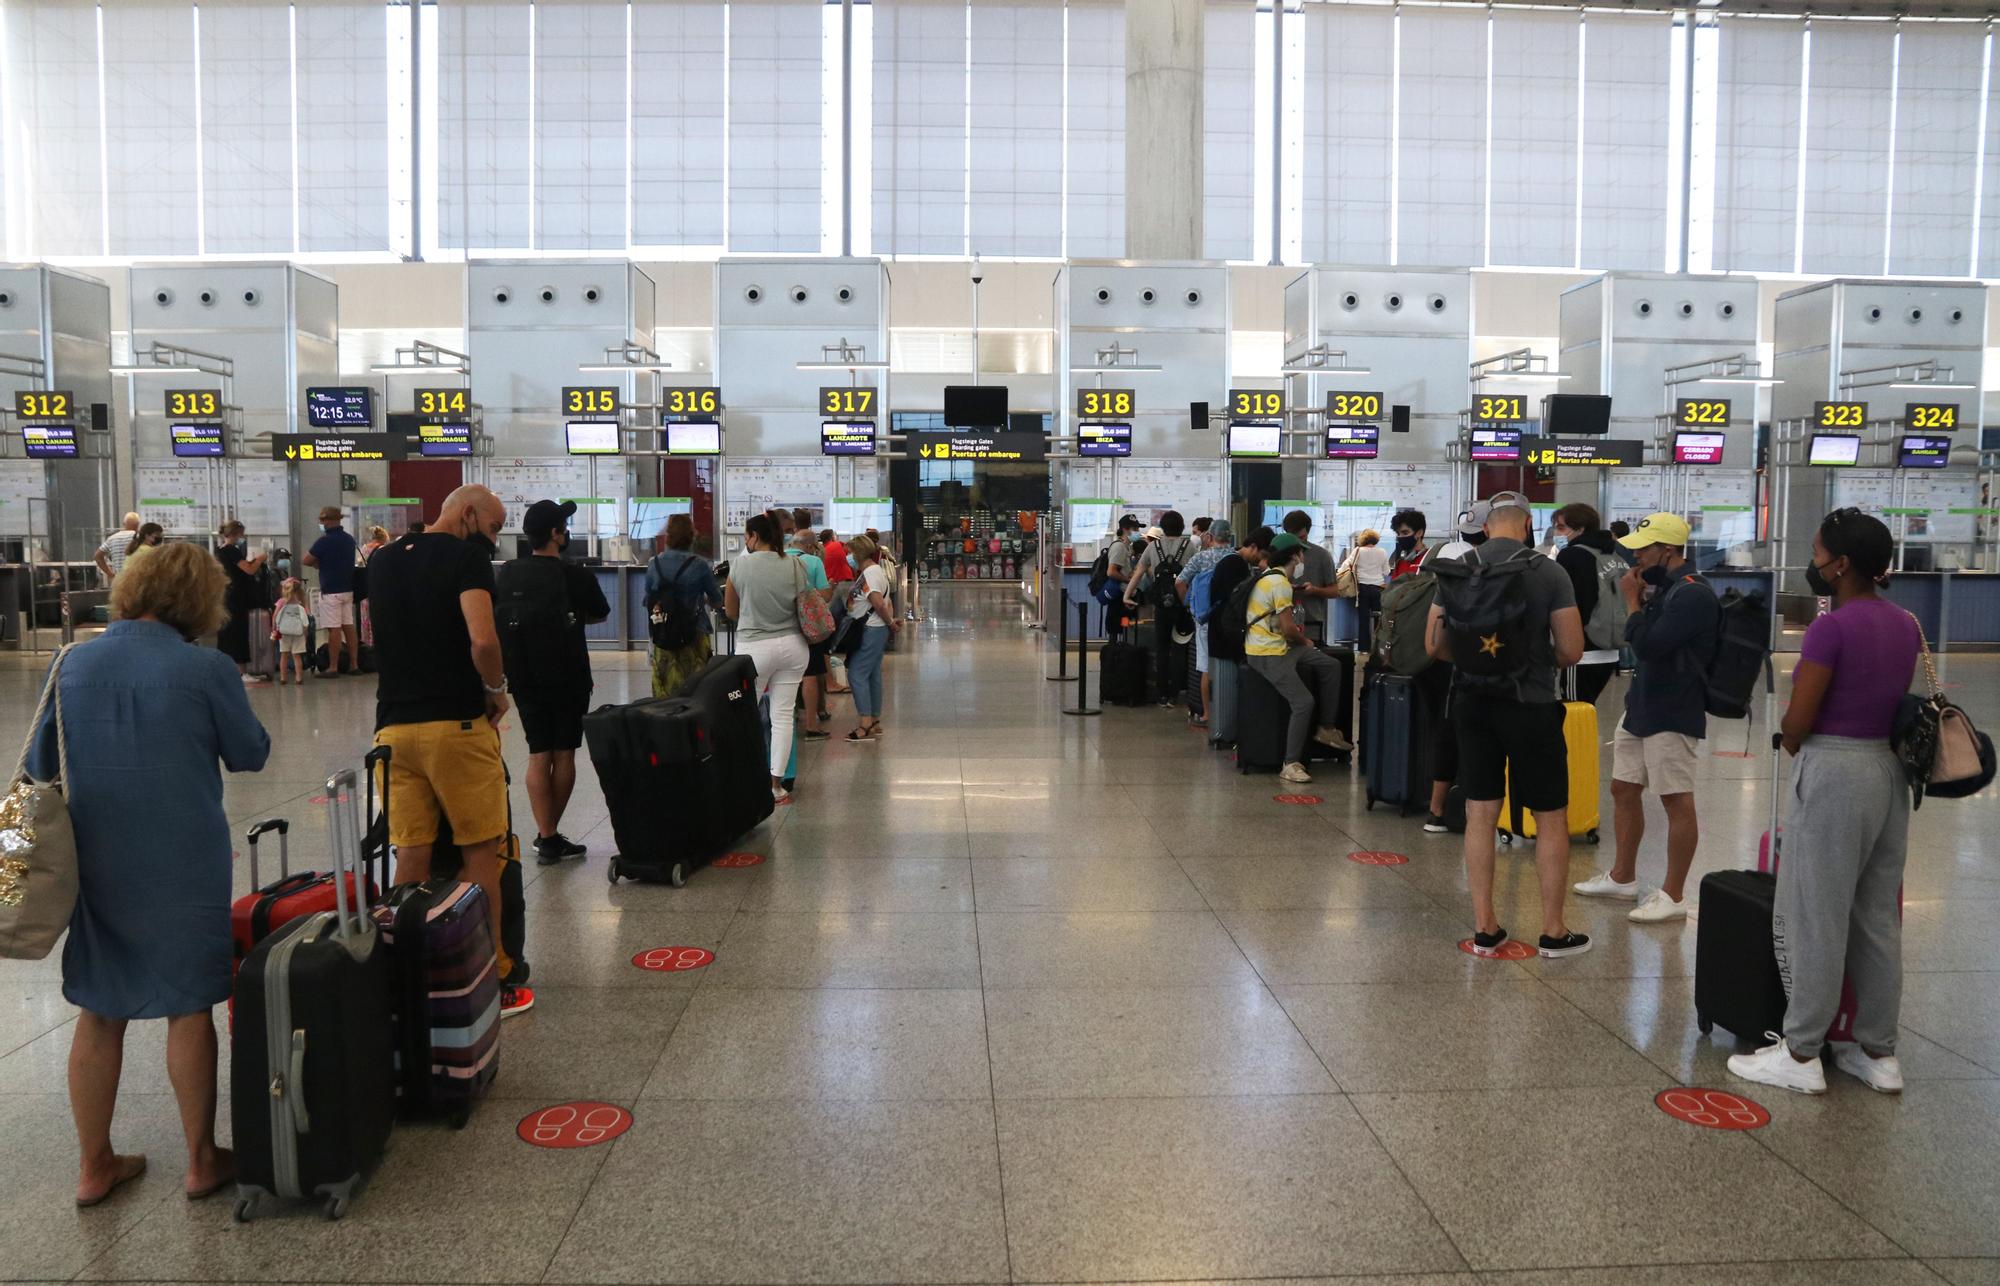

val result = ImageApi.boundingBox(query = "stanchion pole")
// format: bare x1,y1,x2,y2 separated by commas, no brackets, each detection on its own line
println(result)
1048,586,1071,680
1063,598,1099,717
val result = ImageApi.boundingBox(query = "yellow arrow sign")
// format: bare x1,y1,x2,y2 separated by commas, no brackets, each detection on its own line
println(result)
284,447,296,459
919,443,932,458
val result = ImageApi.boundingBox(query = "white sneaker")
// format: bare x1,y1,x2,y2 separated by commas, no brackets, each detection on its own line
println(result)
1573,871,1639,900
1830,1044,1904,1094
1313,726,1353,752
1278,762,1313,784
1727,1036,1827,1095
1628,890,1688,923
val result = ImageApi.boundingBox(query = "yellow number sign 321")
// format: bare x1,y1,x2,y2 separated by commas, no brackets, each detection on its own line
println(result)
1475,394,1525,423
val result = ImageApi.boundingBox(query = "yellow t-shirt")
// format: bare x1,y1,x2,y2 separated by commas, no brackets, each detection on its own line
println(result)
1246,572,1292,657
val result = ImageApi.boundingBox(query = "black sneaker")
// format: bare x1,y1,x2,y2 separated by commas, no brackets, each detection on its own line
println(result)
534,833,586,865
1471,927,1509,957
802,728,831,741
1422,814,1450,834
1538,931,1593,959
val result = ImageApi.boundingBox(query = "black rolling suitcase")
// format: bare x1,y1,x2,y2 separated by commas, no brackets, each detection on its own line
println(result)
678,654,775,823
1363,671,1431,813
231,765,396,1223
1099,642,1150,706
1693,869,1788,1043
1236,645,1354,774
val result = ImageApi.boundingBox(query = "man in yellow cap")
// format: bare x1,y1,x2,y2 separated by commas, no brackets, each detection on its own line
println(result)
1573,511,1719,924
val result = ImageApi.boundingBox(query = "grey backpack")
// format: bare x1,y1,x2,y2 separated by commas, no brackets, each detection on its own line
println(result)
1583,548,1629,650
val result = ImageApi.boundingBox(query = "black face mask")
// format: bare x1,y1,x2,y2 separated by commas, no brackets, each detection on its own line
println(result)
1394,535,1415,553
1463,531,1488,547
1640,563,1672,588
468,531,497,556
1804,558,1836,596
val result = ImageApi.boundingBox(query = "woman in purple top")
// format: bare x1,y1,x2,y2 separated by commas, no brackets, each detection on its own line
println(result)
1729,509,1919,1099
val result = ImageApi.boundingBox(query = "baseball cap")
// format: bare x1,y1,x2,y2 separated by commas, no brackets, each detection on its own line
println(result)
1619,511,1692,549
523,499,577,542
1144,525,1165,540
1269,532,1304,555
1455,503,1490,536
1484,490,1532,517
1207,519,1235,545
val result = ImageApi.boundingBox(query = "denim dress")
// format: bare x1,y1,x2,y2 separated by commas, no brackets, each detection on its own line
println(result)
27,619,271,1019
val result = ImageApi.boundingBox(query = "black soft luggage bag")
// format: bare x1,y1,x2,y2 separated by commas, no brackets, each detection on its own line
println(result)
1099,642,1150,706
231,766,396,1223
1236,645,1354,774
1693,869,1789,1043
1363,671,1431,813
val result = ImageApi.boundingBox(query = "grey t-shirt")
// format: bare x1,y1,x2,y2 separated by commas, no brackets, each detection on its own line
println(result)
1106,536,1138,583
730,550,804,643
1294,538,1336,626
1452,536,1577,704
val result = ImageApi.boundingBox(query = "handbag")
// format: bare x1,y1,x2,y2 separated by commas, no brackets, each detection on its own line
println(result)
793,557,835,645
1334,554,1360,600
0,645,79,960
1891,612,1995,807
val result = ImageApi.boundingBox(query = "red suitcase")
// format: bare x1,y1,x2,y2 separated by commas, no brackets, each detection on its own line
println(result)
229,802,381,972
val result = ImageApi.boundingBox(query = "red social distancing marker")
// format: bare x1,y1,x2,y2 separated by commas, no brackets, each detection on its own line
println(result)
1458,937,1536,960
1273,794,1323,806
517,1101,633,1149
631,946,714,972
1348,850,1409,866
714,852,766,868
1655,1087,1769,1131
1712,750,1755,759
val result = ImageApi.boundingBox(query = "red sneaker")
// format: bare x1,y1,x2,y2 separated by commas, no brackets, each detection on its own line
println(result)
500,984,536,1019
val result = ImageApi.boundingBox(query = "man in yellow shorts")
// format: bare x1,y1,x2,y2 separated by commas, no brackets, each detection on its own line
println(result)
365,484,531,1017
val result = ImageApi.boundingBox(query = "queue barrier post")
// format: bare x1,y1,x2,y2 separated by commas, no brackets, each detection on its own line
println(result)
1048,587,1071,680
1063,598,1099,717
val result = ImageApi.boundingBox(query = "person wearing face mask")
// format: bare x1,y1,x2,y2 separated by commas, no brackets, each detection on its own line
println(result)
1549,503,1626,706
496,500,612,866
367,485,533,1018
303,505,361,677
1572,512,1718,924
1387,510,1430,582
1245,533,1355,783
1728,508,1917,1097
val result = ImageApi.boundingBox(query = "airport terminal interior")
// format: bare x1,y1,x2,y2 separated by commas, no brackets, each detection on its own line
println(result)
5,0,2000,1281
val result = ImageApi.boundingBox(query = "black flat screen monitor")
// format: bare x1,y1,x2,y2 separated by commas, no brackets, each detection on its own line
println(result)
1078,422,1131,458
418,422,473,457
1897,435,1951,469
565,421,620,455
944,384,1008,428
171,423,225,458
1227,422,1282,458
1325,425,1379,459
1672,432,1725,465
1808,433,1862,467
21,424,78,459
821,421,876,457
1469,428,1521,462
664,420,722,456
1542,393,1612,435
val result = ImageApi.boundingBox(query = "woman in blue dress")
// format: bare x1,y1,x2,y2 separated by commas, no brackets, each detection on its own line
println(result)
28,541,270,1206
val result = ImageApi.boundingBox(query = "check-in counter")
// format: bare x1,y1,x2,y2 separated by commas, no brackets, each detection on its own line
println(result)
1055,566,1120,642
1882,572,2000,648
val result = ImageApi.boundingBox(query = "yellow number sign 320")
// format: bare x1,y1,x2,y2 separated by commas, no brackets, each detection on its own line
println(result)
1327,391,1385,421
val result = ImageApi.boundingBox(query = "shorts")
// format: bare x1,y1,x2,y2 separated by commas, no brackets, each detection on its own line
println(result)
373,718,509,849
515,690,588,754
1194,620,1211,674
804,637,829,679
1453,691,1568,813
278,635,306,655
318,591,354,629
1612,720,1701,795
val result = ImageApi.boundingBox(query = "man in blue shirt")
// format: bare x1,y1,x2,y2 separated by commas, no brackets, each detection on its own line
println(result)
303,505,361,676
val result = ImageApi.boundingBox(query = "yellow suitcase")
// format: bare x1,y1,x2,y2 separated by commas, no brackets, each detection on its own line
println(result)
1500,698,1601,844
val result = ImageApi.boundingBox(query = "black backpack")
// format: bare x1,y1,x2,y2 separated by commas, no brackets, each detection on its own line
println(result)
1209,568,1284,657
1430,546,1540,696
1667,577,1769,719
645,555,703,650
1087,547,1112,600
1150,536,1192,609
494,557,578,691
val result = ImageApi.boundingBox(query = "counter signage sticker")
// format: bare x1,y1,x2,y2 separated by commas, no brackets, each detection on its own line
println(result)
270,432,408,462
1526,439,1643,468
1675,398,1731,428
910,431,1047,462
304,387,374,428
14,390,73,421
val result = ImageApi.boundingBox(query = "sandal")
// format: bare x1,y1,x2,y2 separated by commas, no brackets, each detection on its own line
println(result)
845,727,874,742
76,1154,147,1208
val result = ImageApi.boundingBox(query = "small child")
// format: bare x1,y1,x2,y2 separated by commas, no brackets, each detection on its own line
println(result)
272,579,313,686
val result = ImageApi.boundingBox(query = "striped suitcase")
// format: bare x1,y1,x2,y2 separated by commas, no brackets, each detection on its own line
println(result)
376,880,500,1128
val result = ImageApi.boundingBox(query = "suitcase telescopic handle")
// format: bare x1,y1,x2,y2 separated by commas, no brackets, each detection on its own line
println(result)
363,744,391,892
324,769,363,942
243,817,290,888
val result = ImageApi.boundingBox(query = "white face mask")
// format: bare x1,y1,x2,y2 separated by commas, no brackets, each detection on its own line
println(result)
1287,562,1304,582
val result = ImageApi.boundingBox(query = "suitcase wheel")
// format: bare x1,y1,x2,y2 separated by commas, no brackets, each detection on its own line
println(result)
1697,1013,1713,1036
450,1106,471,1131
669,863,687,889
324,1195,349,1221
1585,829,1601,845
606,859,621,885
1498,830,1515,845
233,1196,255,1224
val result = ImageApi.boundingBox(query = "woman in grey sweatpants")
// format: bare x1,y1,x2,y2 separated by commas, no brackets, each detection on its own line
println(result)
1729,509,1919,1097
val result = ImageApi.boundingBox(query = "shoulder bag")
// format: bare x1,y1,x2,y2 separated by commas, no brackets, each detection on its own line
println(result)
793,556,836,644
1333,552,1360,599
1892,612,1995,807
0,646,79,960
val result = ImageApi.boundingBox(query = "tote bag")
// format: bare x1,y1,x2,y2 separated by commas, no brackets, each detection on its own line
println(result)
0,645,79,960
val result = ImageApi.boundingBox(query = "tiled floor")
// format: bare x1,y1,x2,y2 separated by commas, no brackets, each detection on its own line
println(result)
3,596,1998,1284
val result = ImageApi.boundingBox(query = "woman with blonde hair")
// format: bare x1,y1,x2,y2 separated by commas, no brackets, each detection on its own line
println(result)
25,541,270,1205
839,534,899,740
1344,528,1392,656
